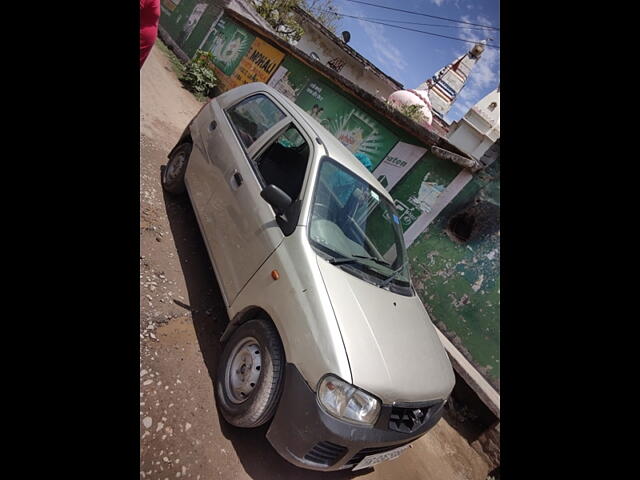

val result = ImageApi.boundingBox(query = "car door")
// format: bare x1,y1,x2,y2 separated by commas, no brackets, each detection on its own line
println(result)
185,89,293,306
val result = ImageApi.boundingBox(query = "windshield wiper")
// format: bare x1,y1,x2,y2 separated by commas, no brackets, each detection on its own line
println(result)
351,255,391,266
380,261,409,288
329,254,390,266
327,254,357,265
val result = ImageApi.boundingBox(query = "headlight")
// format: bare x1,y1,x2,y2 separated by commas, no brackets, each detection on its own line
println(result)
317,375,381,425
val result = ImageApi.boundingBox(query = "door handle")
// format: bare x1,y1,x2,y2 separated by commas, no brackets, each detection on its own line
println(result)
209,120,217,131
230,169,243,190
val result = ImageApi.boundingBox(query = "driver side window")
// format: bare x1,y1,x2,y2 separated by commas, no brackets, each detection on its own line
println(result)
255,124,310,201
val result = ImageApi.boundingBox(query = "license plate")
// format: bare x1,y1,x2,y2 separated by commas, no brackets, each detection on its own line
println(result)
352,444,411,471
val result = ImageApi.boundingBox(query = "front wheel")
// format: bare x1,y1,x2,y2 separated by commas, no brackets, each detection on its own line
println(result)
162,142,192,195
215,319,285,428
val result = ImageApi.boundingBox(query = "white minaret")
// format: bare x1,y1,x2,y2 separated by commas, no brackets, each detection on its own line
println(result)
424,41,486,118
447,85,500,162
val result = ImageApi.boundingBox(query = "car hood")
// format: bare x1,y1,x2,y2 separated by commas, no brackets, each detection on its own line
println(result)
316,256,455,404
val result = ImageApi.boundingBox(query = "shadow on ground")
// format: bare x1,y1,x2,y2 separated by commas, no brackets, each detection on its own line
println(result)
162,182,371,479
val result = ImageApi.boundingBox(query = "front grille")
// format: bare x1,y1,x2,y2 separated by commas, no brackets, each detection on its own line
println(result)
388,400,444,433
345,441,411,467
304,441,348,466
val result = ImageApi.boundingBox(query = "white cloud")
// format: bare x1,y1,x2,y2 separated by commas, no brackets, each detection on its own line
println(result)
357,17,408,76
429,0,462,8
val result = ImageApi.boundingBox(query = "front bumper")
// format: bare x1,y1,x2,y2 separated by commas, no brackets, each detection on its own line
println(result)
266,364,445,471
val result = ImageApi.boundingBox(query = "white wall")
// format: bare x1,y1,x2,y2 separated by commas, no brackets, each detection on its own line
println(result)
448,123,485,158
465,109,492,135
473,88,500,127
447,87,500,161
294,20,398,98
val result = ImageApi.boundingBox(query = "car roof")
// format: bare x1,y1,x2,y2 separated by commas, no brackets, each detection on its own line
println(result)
254,83,394,203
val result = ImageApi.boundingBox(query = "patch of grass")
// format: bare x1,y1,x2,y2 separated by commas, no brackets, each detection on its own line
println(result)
155,38,185,77
153,41,215,103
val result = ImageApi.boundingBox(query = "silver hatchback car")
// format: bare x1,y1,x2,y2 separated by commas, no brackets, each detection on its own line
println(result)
162,82,455,471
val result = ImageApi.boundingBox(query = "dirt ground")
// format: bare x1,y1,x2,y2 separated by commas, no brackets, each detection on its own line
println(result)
139,41,490,480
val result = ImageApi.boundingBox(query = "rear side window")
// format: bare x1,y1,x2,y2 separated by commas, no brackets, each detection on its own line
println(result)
227,94,286,149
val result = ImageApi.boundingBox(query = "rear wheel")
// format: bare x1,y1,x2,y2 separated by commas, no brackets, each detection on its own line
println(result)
215,319,285,428
162,142,192,194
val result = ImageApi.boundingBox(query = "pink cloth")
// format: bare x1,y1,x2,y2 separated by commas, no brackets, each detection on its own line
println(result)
140,0,160,68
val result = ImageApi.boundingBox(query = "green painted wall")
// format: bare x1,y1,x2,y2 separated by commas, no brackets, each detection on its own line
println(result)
408,158,500,389
273,56,400,170
389,152,460,231
160,1,224,59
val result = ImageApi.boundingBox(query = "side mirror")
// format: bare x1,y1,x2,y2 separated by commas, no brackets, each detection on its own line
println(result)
260,184,292,214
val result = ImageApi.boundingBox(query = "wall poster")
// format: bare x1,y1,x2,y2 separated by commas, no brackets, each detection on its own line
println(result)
203,16,285,92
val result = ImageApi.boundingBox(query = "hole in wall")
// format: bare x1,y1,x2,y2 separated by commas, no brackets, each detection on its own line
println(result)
449,212,475,242
446,200,500,244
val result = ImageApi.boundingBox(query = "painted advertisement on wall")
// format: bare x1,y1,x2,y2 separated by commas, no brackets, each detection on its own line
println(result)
201,16,285,92
208,17,256,76
232,38,285,86
389,152,461,231
159,0,226,59
176,2,208,45
372,142,428,191
268,58,398,170
268,56,314,100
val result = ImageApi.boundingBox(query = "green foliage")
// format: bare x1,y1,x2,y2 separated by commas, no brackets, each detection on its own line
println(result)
251,0,305,42
155,38,184,77
180,50,218,98
303,0,343,34
385,99,427,124
251,0,343,41
398,104,426,123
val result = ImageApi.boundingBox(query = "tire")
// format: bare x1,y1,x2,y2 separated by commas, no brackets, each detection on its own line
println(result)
215,319,285,428
162,142,192,195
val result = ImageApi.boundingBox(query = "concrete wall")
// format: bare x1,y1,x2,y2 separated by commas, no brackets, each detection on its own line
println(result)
448,110,499,161
294,21,398,99
159,0,224,59
407,157,500,390
471,88,500,128
447,88,499,162
448,122,495,162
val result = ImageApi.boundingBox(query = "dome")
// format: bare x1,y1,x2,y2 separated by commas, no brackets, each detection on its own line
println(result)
387,90,433,127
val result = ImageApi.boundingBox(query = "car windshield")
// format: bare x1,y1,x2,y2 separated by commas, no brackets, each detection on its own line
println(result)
309,158,411,292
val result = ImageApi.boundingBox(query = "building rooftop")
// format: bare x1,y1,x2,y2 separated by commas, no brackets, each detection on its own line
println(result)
292,5,404,91
225,0,278,34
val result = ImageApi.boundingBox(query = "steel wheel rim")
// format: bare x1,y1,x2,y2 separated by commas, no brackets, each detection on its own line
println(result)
224,336,262,404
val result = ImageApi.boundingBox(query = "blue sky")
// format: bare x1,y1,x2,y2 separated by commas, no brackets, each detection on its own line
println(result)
325,0,500,122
